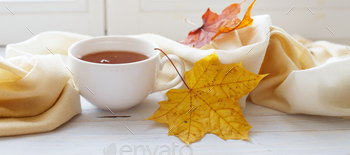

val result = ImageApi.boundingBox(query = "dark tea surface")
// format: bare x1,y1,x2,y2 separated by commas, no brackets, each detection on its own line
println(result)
79,51,149,64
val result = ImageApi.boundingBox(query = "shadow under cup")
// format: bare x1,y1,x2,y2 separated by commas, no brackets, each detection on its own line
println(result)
68,36,160,111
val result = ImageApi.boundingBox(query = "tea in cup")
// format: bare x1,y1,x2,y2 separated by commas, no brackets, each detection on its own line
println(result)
68,36,184,111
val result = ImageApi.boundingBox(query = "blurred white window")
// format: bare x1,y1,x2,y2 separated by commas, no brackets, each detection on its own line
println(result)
1,0,350,45
0,0,104,45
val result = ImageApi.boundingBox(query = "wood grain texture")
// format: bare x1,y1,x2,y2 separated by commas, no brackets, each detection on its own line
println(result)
0,89,349,154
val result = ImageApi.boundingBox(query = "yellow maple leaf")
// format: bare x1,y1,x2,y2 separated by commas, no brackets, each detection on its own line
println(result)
146,52,266,144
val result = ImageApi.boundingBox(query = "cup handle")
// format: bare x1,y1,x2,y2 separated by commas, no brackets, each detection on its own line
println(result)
152,54,185,93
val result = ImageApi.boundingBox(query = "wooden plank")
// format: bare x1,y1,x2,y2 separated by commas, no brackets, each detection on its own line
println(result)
0,128,349,154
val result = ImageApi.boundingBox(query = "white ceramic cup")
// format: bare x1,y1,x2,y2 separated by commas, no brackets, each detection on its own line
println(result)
68,36,185,111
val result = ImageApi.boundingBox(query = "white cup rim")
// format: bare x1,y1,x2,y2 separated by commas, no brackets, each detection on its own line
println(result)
68,35,160,66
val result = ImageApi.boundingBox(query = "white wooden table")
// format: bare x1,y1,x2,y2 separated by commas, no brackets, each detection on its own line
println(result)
1,48,350,155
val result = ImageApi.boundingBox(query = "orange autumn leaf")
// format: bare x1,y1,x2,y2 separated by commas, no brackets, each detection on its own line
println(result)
179,0,256,48
146,52,266,144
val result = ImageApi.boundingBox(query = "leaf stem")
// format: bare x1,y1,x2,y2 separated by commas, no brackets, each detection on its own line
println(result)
154,48,190,90
184,18,200,28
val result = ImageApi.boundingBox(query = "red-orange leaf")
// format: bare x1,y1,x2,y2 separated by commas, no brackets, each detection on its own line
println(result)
179,0,256,48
